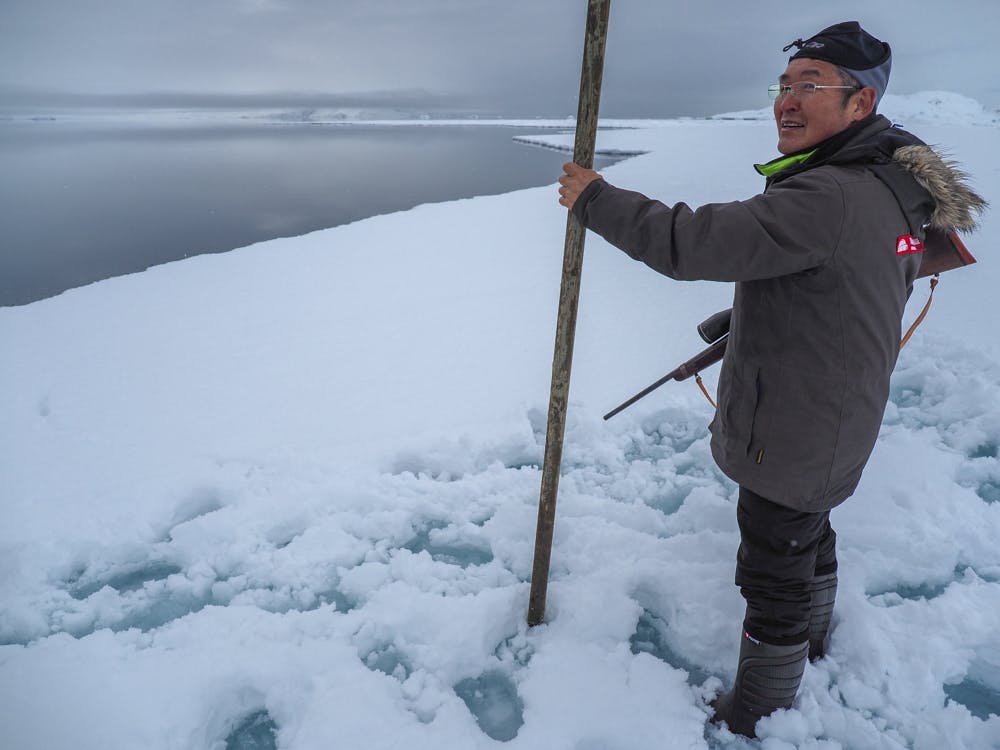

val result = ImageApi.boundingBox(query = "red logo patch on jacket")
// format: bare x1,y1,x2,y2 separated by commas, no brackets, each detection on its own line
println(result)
896,235,926,255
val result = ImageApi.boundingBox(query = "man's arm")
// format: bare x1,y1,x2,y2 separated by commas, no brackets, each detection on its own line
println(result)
562,166,846,283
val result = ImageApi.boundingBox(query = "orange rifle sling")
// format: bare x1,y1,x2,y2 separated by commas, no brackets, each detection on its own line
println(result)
900,276,939,350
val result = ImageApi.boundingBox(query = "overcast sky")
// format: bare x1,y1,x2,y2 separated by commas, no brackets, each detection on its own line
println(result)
3,0,998,117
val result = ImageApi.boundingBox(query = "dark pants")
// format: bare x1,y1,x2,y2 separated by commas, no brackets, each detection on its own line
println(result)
735,486,837,645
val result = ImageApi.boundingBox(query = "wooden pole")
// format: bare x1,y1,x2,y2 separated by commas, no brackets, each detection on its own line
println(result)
527,0,611,627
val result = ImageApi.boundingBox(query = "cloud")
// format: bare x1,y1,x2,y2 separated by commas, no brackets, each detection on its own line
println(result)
1,0,996,118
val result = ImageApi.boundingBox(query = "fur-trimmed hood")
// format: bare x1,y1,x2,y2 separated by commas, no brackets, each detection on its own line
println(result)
892,144,987,232
768,114,988,235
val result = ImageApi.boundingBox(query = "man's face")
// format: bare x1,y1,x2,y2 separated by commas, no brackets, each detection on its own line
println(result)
773,58,861,154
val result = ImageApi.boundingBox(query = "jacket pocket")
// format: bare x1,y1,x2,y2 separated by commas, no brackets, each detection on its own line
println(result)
716,361,761,458
748,368,765,461
754,369,845,483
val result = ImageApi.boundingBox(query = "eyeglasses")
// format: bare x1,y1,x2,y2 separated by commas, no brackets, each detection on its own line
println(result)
768,82,860,100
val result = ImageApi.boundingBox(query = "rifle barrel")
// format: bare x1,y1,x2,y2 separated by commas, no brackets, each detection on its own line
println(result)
603,335,729,420
602,368,681,420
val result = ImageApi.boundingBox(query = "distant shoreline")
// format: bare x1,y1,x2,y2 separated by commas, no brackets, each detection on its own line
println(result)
3,89,995,128
0,111,667,128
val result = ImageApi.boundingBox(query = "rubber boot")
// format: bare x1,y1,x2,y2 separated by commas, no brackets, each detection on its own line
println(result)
711,631,808,738
808,571,837,661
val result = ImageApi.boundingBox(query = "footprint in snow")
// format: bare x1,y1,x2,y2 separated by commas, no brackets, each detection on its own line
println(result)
945,667,1000,721
403,521,494,568
630,607,713,686
224,709,278,750
866,564,997,607
454,670,524,742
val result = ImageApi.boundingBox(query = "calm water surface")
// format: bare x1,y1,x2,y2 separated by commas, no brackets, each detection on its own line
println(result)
0,122,622,306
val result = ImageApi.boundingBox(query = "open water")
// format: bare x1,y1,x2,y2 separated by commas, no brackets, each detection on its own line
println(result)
0,121,622,306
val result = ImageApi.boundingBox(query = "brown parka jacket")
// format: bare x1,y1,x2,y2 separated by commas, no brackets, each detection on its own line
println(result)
573,115,985,511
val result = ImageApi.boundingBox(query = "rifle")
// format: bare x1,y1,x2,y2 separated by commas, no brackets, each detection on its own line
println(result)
603,228,976,421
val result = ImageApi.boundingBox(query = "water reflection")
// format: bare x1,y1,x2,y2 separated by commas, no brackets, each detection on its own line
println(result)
0,122,622,306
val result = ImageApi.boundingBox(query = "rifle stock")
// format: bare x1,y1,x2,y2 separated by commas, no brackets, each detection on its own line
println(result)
919,228,976,278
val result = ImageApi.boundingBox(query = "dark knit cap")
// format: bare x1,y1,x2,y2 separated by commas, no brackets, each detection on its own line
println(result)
784,21,892,103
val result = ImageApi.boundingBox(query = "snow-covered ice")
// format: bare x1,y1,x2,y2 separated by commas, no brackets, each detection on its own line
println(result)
1,92,998,749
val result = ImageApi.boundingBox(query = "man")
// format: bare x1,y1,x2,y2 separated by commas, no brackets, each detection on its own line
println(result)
558,21,985,738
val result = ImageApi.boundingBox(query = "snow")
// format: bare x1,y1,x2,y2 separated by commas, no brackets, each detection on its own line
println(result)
1,92,998,749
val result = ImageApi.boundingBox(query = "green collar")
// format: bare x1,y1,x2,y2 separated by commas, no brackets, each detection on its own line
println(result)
754,149,817,178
